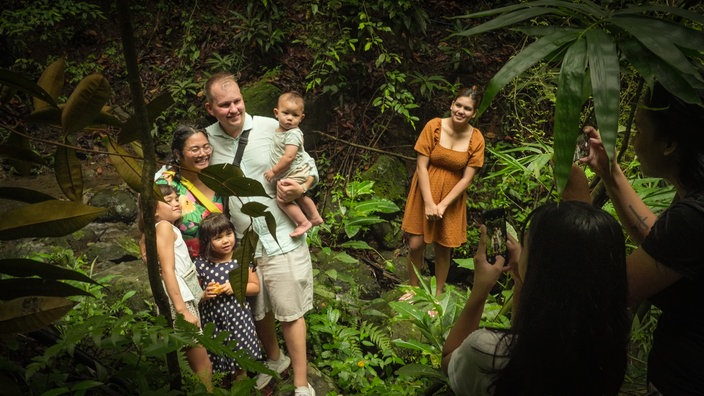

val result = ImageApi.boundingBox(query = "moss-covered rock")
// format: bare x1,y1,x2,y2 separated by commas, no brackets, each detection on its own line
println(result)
241,80,281,118
359,155,408,204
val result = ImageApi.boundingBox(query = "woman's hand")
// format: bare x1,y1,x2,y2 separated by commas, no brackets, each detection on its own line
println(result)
436,202,448,219
473,225,512,293
506,233,523,286
581,126,613,179
424,202,442,221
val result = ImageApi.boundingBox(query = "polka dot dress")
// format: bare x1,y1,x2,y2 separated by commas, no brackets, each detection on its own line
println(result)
195,257,262,373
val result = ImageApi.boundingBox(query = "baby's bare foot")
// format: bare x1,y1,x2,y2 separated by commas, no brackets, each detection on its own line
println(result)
310,215,324,226
290,220,312,237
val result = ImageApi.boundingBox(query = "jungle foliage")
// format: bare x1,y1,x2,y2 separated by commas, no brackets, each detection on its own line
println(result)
0,0,702,394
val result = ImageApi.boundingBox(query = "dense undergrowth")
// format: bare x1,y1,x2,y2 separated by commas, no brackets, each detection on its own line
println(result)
1,0,693,394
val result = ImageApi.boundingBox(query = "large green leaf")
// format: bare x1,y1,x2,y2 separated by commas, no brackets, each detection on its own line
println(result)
62,73,112,136
103,136,144,193
0,187,55,203
350,199,400,216
200,164,269,198
240,201,269,217
0,258,98,285
554,38,588,194
233,228,258,272
0,279,93,301
0,296,75,333
0,200,106,240
220,177,271,198
0,70,58,108
477,29,579,117
453,7,558,36
614,5,704,31
587,28,620,170
454,0,604,21
54,144,84,202
118,92,175,145
33,58,65,112
620,38,703,104
611,16,704,79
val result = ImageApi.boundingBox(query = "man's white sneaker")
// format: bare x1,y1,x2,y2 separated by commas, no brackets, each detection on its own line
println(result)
294,383,315,396
254,354,291,390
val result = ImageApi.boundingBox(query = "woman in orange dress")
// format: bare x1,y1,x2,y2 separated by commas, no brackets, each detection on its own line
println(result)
400,87,485,299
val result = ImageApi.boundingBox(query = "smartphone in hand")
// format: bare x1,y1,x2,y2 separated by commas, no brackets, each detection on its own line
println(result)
573,132,590,162
482,208,507,264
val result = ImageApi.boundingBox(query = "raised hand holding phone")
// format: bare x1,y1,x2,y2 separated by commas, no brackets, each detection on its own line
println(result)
482,208,508,264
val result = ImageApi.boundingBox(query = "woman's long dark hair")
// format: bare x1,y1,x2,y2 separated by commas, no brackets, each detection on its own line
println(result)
198,213,236,261
641,82,704,193
493,201,630,396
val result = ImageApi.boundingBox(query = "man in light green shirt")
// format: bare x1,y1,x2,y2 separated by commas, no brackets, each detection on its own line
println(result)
205,72,318,396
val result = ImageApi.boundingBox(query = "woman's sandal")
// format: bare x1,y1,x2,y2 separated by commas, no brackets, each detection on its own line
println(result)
398,291,415,302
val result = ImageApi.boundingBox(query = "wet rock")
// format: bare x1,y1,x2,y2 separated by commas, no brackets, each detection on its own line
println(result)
88,188,138,223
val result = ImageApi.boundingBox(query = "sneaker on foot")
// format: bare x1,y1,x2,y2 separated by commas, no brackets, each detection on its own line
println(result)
268,354,291,373
254,354,291,390
294,383,315,396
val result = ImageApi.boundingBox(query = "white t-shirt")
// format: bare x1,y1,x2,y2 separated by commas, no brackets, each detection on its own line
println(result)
447,328,512,396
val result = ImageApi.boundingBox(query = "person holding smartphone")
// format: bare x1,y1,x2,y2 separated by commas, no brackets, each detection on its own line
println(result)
399,86,485,300
566,82,704,395
442,201,630,395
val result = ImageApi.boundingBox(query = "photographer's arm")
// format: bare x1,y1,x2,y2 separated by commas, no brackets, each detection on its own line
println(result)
442,226,510,372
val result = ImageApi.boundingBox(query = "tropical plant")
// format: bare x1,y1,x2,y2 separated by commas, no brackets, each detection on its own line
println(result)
0,3,273,391
453,1,704,192
318,178,400,247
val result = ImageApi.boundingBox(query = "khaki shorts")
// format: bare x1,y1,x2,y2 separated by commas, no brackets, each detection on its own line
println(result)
251,243,314,322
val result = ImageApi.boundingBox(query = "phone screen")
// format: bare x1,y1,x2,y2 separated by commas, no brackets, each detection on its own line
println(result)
482,208,507,264
573,132,590,162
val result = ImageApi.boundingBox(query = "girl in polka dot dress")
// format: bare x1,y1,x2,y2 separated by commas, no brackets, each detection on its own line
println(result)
195,213,262,385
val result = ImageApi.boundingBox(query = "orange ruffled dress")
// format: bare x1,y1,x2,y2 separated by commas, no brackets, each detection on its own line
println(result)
401,118,485,247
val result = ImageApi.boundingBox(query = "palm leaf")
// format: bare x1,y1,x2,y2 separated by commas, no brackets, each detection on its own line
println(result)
554,38,588,194
587,28,620,169
614,5,704,25
620,38,703,104
453,7,558,36
478,29,579,117
611,16,704,78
